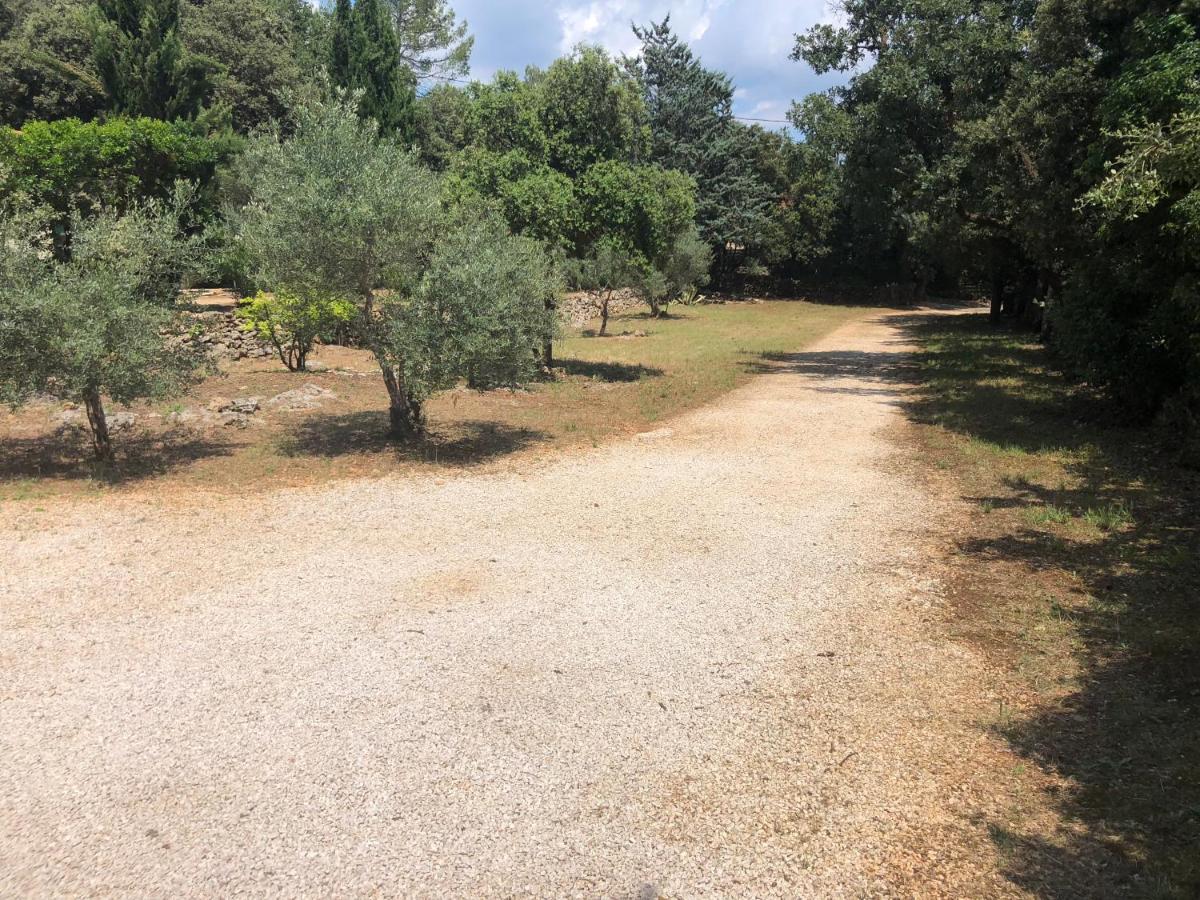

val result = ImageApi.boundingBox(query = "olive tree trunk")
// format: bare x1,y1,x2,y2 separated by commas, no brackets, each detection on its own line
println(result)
599,290,612,337
380,364,423,437
82,387,112,461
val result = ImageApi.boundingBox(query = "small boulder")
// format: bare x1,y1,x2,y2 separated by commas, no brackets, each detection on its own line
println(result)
222,396,261,414
267,383,337,411
108,412,137,432
56,408,86,429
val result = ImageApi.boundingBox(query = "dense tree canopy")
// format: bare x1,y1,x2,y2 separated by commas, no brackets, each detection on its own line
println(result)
790,0,1200,431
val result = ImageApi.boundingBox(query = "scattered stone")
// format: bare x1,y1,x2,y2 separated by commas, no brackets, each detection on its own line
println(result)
267,383,336,411
166,408,202,425
56,409,86,429
222,397,261,415
220,412,251,428
108,412,138,432
635,427,673,441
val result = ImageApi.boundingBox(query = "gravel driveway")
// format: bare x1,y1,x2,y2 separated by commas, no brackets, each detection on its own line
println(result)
1,310,1003,897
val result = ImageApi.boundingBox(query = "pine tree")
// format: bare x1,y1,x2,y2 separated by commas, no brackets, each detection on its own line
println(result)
93,0,213,120
629,18,772,255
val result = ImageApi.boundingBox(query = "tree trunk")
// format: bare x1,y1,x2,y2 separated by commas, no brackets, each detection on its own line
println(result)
989,274,1004,321
543,296,555,368
380,365,422,437
599,290,611,336
83,387,112,461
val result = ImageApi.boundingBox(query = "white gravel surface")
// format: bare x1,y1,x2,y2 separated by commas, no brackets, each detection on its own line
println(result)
0,311,995,897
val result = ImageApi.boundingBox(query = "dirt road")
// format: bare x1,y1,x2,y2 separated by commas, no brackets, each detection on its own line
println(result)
0,310,1007,896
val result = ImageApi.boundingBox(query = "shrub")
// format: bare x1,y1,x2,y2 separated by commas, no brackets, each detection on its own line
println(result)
236,290,355,371
0,117,232,253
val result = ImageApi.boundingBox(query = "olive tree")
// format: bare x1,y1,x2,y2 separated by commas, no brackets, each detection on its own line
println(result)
0,194,204,459
231,96,560,436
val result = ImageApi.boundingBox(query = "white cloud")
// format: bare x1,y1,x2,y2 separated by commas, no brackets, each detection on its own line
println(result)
456,0,846,130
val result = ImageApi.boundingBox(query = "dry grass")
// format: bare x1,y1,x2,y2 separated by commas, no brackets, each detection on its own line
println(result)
0,300,864,503
902,311,1200,898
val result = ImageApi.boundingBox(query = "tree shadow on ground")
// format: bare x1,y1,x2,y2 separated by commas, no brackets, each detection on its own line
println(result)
900,311,1200,897
0,427,233,484
276,411,546,467
556,357,663,382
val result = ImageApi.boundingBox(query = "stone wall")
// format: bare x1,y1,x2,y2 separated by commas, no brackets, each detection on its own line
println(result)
180,287,653,361
557,289,647,328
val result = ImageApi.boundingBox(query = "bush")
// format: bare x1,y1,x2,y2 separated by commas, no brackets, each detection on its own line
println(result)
236,290,356,371
0,117,233,252
653,227,712,315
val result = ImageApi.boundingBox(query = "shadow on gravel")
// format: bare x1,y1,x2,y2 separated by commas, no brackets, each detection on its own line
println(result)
899,310,1200,897
0,428,233,484
276,411,546,467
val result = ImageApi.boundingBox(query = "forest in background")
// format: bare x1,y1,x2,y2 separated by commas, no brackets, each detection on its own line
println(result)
1,0,1198,459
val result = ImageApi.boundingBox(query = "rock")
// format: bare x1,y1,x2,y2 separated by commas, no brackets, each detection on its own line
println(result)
166,408,203,426
267,383,336,411
220,412,250,428
221,396,261,414
108,412,137,432
56,409,86,429
635,427,673,441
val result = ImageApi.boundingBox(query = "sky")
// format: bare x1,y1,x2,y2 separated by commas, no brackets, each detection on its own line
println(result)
447,0,847,130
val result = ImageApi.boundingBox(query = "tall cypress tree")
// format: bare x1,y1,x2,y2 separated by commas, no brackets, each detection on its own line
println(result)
329,0,416,141
93,0,213,120
329,0,360,88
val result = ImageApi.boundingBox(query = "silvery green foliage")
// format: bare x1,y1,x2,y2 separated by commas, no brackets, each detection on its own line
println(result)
0,191,203,410
230,96,442,303
378,204,561,400
232,96,562,432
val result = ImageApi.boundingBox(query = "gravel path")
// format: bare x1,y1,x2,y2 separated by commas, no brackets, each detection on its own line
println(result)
0,310,1002,897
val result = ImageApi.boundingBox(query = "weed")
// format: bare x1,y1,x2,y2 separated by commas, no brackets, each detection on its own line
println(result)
1083,500,1133,531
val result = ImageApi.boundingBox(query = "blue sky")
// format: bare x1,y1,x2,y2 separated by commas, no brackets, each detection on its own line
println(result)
448,1,846,129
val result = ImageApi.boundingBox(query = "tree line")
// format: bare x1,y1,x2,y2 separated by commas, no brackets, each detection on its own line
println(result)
789,0,1200,446
1,0,1197,461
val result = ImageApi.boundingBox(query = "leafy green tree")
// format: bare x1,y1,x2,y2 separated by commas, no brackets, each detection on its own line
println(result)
576,159,697,316
413,82,473,169
468,71,548,161
0,0,104,127
0,193,205,459
792,0,1036,294
539,45,648,177
231,97,559,435
577,160,695,258
94,0,216,120
182,0,325,133
0,116,229,257
444,147,578,251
